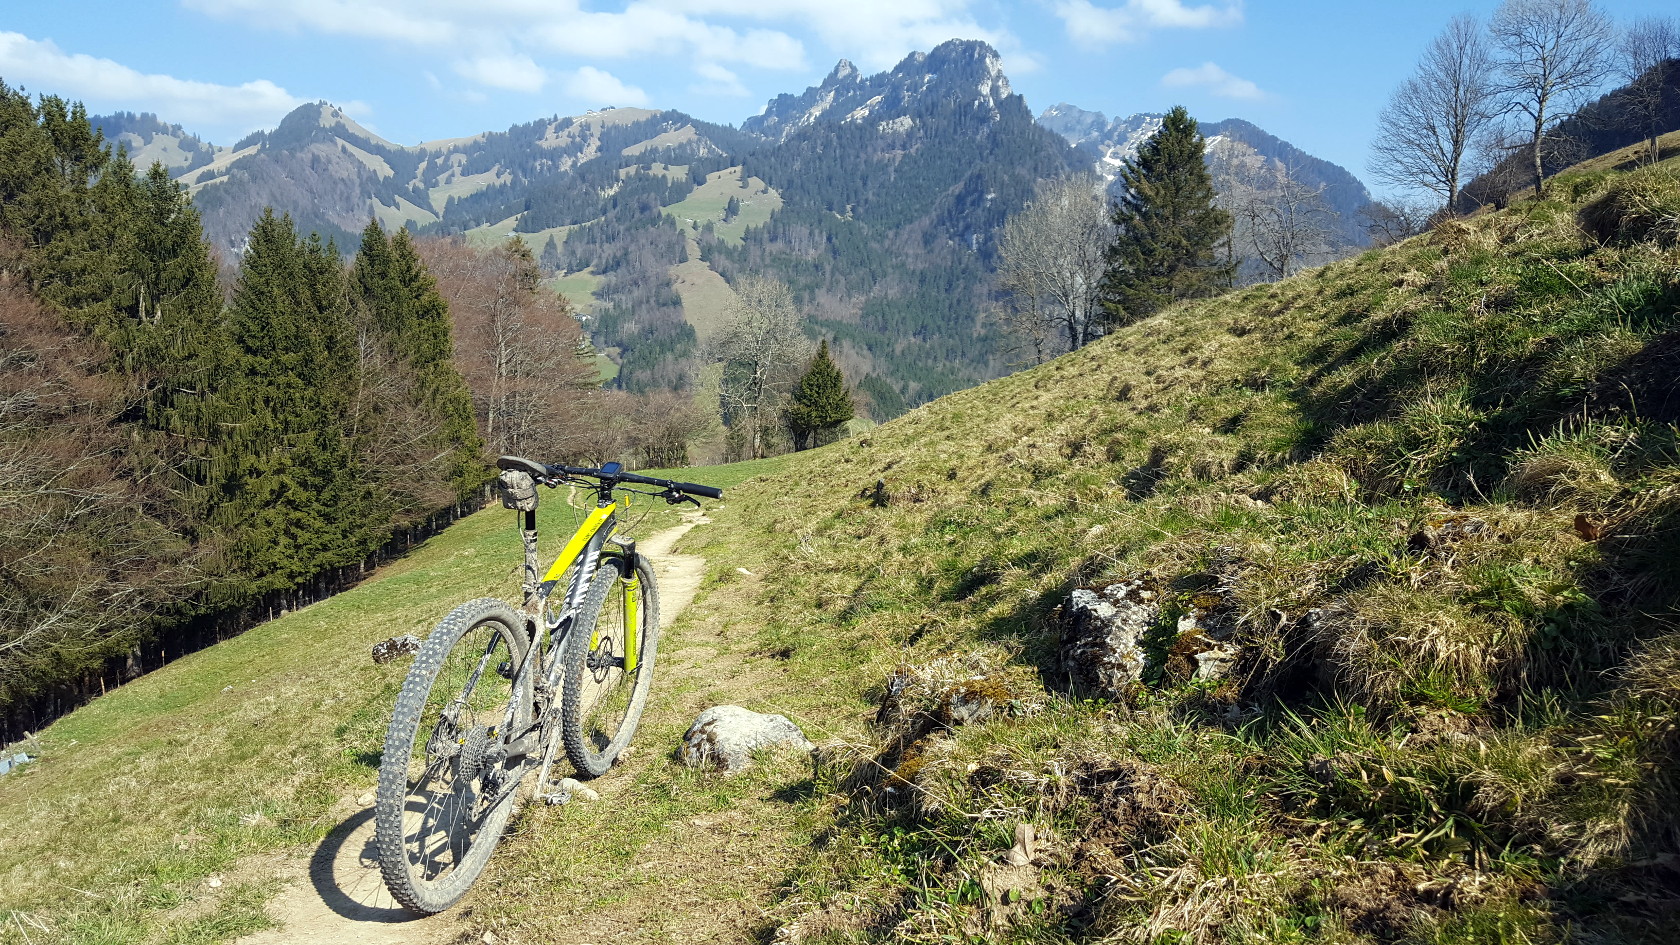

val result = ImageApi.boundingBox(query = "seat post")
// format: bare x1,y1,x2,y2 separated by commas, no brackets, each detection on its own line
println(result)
520,509,539,607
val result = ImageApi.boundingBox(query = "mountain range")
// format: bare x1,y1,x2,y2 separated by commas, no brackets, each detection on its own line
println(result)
86,40,1377,418
1038,103,1375,248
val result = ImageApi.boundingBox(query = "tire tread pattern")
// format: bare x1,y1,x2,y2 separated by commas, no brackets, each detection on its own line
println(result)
374,597,526,914
560,554,660,778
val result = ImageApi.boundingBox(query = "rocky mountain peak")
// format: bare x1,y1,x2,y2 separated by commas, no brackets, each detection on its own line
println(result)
1037,103,1111,144
826,59,860,85
743,39,1020,140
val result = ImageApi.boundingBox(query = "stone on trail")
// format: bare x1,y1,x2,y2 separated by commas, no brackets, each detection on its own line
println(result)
680,705,812,773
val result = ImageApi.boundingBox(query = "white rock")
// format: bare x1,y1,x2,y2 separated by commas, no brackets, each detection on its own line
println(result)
680,705,812,773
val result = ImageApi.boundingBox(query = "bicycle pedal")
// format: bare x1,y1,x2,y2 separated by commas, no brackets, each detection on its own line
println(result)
497,660,514,679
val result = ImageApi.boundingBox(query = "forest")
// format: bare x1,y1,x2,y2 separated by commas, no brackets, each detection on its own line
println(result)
0,88,701,741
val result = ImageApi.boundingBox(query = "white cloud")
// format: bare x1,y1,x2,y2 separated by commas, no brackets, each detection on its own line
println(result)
691,62,750,97
0,31,303,135
684,0,1012,71
1052,0,1241,48
185,0,815,94
452,53,547,93
531,7,805,71
1160,61,1265,100
182,0,1030,96
561,66,649,107
181,0,456,45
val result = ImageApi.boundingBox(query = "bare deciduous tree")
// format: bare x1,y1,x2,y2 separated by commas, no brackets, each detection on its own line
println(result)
1370,15,1501,212
1358,198,1434,247
1244,165,1339,280
1213,149,1340,282
711,276,810,461
995,175,1113,361
628,390,715,468
1618,16,1680,166
1491,0,1614,196
0,279,189,723
419,237,599,460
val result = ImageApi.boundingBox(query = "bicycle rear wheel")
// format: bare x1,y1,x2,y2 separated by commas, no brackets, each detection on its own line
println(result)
561,553,660,778
375,598,529,913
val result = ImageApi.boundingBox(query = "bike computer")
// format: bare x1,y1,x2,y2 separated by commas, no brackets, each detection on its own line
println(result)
600,462,622,476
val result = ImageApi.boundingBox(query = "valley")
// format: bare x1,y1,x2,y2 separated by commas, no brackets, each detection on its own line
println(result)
5,140,1679,942
93,40,1377,418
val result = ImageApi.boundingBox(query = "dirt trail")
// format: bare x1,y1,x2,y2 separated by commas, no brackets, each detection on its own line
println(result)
237,511,714,945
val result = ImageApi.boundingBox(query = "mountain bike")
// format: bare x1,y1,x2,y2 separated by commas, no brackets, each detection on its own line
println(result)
374,455,722,914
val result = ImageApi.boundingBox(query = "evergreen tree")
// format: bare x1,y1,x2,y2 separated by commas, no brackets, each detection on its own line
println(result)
349,220,485,506
539,234,563,273
121,163,230,529
1100,106,1233,325
0,87,134,332
214,210,372,595
785,339,854,450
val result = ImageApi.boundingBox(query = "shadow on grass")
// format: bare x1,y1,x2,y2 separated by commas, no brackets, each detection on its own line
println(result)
770,777,818,805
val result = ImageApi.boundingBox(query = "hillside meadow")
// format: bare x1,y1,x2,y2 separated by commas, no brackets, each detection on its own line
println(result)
4,156,1680,944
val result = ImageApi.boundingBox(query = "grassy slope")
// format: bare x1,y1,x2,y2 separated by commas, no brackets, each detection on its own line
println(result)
663,166,781,246
6,162,1679,945
646,163,1680,943
672,236,739,343
0,465,767,943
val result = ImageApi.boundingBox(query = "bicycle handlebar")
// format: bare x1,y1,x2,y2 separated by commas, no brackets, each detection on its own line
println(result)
496,456,723,500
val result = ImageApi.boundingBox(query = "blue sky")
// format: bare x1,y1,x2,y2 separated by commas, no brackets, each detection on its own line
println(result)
2,1,1671,195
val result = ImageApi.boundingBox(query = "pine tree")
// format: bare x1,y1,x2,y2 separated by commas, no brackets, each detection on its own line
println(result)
785,339,854,450
539,234,563,273
1100,106,1233,325
121,162,230,527
349,220,485,507
214,210,371,595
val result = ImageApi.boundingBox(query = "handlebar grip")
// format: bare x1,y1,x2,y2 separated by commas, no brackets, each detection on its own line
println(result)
675,482,723,500
616,469,721,499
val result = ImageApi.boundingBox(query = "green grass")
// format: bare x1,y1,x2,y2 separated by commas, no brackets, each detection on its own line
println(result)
662,166,781,244
548,269,602,315
425,167,511,215
8,160,1680,945
593,351,618,384
670,237,737,342
640,157,1680,943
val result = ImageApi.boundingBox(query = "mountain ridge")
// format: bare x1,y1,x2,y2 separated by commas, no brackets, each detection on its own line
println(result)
1035,102,1376,249
84,41,1375,414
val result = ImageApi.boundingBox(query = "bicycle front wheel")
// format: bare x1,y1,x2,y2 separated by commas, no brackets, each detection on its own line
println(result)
375,598,529,914
561,553,661,778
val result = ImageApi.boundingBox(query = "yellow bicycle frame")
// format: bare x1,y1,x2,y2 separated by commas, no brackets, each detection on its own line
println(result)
539,502,617,587
536,493,639,672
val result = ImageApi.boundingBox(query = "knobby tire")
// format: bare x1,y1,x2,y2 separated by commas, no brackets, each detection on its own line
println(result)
561,553,660,778
375,598,529,914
